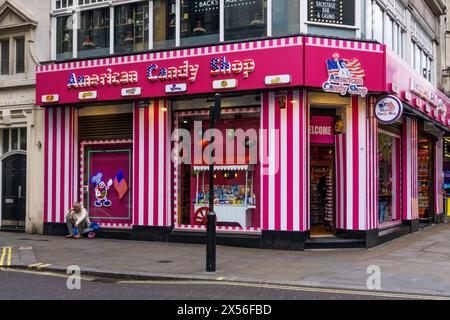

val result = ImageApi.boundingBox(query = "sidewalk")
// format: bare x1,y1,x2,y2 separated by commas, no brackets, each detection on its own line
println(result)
2,223,450,297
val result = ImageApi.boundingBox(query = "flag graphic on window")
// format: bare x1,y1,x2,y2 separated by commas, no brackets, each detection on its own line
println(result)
113,171,128,200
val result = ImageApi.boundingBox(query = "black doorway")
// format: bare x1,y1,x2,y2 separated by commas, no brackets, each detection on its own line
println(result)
2,154,26,228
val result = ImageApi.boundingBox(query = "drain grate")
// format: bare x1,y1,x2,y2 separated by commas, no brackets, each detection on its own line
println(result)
157,260,173,264
17,238,50,242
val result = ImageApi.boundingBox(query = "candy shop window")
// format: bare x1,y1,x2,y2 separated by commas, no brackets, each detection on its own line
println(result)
418,137,433,220
173,97,261,232
378,130,402,225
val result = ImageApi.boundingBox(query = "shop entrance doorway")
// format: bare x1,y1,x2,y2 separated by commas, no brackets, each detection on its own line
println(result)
418,137,434,222
309,113,336,237
1,154,26,228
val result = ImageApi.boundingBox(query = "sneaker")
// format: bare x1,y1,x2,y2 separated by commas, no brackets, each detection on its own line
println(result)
88,232,96,239
65,234,74,238
74,234,82,239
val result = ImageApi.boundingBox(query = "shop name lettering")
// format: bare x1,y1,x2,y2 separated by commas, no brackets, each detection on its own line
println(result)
67,68,138,89
323,75,368,97
66,56,255,89
147,57,255,82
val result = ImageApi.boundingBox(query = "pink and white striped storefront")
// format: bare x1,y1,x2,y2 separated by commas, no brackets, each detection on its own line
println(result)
36,35,450,249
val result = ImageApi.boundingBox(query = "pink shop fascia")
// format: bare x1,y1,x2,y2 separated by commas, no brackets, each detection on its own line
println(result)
35,35,450,250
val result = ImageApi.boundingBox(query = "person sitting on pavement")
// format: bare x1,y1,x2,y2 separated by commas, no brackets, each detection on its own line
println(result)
65,202,90,239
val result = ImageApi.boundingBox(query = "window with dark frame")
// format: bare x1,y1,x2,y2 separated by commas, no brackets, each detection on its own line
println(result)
0,39,9,75
15,37,25,74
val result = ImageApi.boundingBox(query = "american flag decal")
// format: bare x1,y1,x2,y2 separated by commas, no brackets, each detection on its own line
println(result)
326,53,365,79
113,171,128,200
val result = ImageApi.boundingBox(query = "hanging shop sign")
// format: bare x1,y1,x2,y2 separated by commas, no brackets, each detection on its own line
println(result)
310,116,335,144
322,53,368,97
308,0,355,26
374,95,403,124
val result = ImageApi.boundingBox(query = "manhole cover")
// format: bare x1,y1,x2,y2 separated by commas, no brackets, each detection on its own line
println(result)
157,260,173,264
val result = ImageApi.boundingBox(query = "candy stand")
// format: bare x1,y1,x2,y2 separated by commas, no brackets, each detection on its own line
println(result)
192,165,256,228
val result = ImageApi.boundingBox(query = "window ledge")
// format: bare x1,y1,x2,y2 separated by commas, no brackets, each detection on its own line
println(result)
305,21,359,30
0,78,35,89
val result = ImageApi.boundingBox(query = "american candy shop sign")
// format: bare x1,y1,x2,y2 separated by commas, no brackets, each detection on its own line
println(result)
37,38,303,105
322,53,368,97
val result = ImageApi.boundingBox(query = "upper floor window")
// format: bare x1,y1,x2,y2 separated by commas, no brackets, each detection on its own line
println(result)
272,0,300,36
114,2,149,54
225,0,267,40
153,0,175,49
0,36,25,75
0,39,9,75
55,0,73,9
78,0,106,5
78,8,110,58
308,0,355,26
180,0,219,46
372,0,405,58
15,37,25,74
411,20,434,82
56,15,73,60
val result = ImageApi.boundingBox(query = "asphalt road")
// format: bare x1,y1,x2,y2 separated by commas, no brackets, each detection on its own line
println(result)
0,269,417,300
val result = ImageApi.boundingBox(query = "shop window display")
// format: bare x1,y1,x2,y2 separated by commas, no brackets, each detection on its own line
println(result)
175,111,261,230
78,8,110,58
378,131,401,225
310,145,334,235
418,137,433,219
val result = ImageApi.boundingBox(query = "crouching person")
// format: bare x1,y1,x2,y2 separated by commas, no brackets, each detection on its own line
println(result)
65,202,90,239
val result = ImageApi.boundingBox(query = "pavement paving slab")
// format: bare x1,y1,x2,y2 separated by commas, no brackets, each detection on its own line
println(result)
1,223,450,297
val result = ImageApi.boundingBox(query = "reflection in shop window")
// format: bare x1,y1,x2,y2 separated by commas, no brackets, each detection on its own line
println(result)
78,8,110,58
378,131,401,225
180,0,219,46
225,0,267,41
272,0,300,36
114,2,149,54
153,0,176,49
56,15,73,60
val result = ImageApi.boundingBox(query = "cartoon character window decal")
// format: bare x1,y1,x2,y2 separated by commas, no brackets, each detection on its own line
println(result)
90,171,129,208
91,172,113,207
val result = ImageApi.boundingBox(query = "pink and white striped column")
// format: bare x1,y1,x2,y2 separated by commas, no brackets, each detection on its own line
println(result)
335,97,373,231
402,117,419,221
260,89,309,232
133,99,170,228
44,107,77,223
